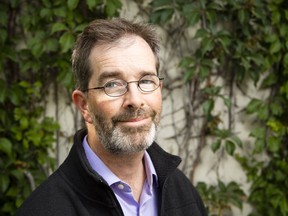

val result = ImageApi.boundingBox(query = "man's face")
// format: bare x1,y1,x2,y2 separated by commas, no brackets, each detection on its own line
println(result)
86,36,162,154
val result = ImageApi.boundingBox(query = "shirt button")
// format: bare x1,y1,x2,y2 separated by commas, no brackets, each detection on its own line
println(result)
118,184,124,190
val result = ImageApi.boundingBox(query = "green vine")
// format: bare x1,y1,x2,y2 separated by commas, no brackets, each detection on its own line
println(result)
0,0,122,215
1,0,288,215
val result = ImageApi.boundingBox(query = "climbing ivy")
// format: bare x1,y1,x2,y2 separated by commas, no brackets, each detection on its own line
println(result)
0,0,122,215
1,0,288,215
148,0,288,215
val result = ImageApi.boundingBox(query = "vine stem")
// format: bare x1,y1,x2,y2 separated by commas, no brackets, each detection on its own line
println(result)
23,170,35,191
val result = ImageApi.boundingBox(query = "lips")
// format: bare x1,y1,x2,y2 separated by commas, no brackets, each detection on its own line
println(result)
116,116,151,126
120,116,149,122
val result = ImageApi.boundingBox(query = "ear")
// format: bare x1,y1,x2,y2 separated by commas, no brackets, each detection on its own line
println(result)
159,80,163,89
72,90,93,124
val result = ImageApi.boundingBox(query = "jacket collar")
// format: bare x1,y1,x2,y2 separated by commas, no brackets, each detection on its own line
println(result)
59,128,181,202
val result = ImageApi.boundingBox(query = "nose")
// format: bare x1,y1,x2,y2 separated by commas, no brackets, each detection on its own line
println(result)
122,82,144,108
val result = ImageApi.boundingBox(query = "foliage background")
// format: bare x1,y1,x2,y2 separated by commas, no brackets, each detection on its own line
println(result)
0,0,287,215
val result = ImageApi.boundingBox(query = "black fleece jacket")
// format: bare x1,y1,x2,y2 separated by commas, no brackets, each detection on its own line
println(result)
16,128,207,216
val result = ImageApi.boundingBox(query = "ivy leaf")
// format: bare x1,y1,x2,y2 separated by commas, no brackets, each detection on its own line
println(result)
280,81,288,100
74,23,87,32
206,10,217,24
0,79,7,103
199,65,210,81
20,117,29,130
0,174,9,193
265,33,278,43
159,9,173,23
246,98,262,114
249,70,260,86
225,140,236,155
261,72,277,88
31,43,44,58
195,28,209,38
202,86,221,95
218,35,231,54
8,87,22,105
183,67,196,82
67,0,79,10
201,37,214,55
254,138,265,153
86,0,98,10
0,28,7,44
202,99,214,116
211,139,221,152
45,38,59,52
270,40,282,54
230,135,243,148
40,8,52,18
218,180,226,191
280,193,288,216
183,3,201,26
283,53,288,68
51,23,68,34
53,6,67,17
258,105,269,120
212,128,230,138
57,69,73,89
267,119,284,133
219,95,232,108
105,0,122,17
0,138,12,156
10,169,24,181
272,11,281,24
238,9,247,24
250,127,265,139
268,136,281,153
187,11,200,26
59,32,75,53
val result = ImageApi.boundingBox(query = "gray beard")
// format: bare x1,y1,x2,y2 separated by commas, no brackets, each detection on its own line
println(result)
92,108,159,154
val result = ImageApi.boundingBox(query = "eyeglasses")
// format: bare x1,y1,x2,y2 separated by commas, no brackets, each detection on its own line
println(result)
83,74,164,97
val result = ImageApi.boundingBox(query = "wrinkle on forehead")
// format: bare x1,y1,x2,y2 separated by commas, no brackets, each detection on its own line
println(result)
91,35,138,56
88,35,141,77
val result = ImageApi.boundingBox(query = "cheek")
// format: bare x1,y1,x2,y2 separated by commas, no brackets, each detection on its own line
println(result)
90,99,119,120
151,92,162,109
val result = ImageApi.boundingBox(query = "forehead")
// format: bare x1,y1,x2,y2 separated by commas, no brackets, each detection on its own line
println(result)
88,35,157,83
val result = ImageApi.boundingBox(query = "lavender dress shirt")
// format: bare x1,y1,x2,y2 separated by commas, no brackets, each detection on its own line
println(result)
83,136,158,216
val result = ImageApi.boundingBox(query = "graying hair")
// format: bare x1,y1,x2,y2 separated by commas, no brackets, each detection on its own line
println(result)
71,18,160,91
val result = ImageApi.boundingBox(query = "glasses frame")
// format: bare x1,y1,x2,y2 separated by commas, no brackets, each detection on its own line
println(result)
83,74,164,97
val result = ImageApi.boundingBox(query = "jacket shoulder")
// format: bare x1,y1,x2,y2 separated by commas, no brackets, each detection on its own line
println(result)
15,171,82,216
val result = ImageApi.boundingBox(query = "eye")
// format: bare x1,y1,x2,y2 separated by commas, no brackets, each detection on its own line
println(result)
139,75,158,85
104,80,125,89
139,79,154,85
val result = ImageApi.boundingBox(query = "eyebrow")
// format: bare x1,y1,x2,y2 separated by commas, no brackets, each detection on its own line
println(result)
97,71,157,84
98,71,122,84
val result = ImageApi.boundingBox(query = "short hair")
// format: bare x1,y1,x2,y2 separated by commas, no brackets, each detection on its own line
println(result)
71,18,160,91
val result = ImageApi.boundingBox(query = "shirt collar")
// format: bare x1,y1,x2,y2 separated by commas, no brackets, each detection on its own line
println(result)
143,151,158,189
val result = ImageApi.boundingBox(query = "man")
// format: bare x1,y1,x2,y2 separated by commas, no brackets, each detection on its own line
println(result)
16,18,207,216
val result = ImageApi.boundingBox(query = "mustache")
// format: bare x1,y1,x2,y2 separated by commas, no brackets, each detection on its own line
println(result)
112,108,156,122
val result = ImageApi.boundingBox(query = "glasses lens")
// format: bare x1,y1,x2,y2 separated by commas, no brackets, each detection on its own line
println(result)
139,75,160,92
104,79,127,96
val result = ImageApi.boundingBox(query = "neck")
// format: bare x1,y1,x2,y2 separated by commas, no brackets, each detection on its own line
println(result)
87,130,146,202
